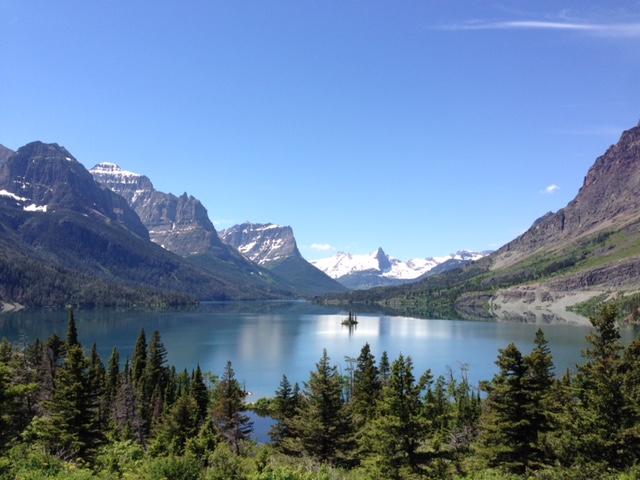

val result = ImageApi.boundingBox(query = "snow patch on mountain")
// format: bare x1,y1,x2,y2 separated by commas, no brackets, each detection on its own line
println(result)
91,163,141,182
220,222,296,265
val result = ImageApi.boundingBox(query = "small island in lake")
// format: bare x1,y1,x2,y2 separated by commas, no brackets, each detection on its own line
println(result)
341,310,358,326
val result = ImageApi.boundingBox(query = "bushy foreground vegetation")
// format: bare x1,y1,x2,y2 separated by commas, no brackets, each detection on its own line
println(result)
1,306,640,479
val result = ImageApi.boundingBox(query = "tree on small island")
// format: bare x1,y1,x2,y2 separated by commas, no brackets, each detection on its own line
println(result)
341,310,358,326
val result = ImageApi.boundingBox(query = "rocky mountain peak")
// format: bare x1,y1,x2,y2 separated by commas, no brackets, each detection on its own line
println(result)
91,163,155,205
91,163,227,257
494,122,640,269
219,222,299,265
374,247,392,271
0,142,148,239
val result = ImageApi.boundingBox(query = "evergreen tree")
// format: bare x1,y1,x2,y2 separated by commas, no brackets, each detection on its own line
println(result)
268,374,299,449
573,304,626,468
350,342,381,429
0,360,28,451
131,328,147,385
113,359,144,444
144,330,168,396
163,366,178,411
66,307,80,348
523,328,555,469
41,344,102,460
287,349,352,465
211,360,253,454
190,364,209,423
150,391,201,456
361,354,431,478
106,346,120,404
447,365,481,454
38,333,66,406
379,350,391,386
0,338,12,363
88,342,108,431
620,333,640,465
479,343,533,474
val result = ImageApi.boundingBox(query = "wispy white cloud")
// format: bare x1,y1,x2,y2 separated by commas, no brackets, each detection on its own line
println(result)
439,21,640,38
540,184,560,195
311,243,334,251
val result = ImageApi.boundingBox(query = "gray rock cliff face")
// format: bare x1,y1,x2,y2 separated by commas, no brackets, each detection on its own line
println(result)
91,163,229,257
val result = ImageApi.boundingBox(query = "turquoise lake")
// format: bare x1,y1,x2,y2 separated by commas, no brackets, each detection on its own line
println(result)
2,301,638,399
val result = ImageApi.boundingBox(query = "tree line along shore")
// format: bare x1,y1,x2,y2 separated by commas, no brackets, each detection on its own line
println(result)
0,305,639,479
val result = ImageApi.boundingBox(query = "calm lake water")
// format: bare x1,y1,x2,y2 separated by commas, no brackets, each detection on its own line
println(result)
1,301,639,441
2,301,639,395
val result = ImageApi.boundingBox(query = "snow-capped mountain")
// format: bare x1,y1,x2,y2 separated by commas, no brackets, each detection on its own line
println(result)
219,222,298,265
311,248,488,290
219,222,348,296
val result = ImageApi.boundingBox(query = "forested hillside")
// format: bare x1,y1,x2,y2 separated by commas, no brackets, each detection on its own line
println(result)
1,307,639,479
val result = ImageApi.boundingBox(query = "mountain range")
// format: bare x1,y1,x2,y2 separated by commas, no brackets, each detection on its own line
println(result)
323,120,640,324
3,118,640,316
310,248,488,290
89,163,303,298
0,142,232,308
90,166,345,297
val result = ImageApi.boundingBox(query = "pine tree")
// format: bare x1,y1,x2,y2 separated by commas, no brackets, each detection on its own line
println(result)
287,349,352,465
379,350,391,386
38,333,66,406
350,343,381,429
131,328,147,385
479,343,533,474
573,304,626,468
144,330,168,396
361,354,431,478
106,346,120,404
66,307,80,349
150,391,201,455
42,344,102,460
620,333,640,465
191,364,209,423
113,359,144,445
211,360,253,454
268,374,299,449
88,342,108,432
0,360,27,451
523,328,555,469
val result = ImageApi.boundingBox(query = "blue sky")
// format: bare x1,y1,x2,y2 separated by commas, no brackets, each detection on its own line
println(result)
1,2,639,261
